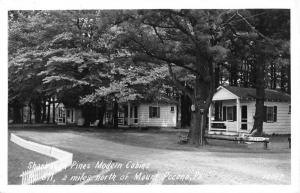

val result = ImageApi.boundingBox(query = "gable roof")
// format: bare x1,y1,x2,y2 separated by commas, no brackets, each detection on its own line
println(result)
222,86,290,102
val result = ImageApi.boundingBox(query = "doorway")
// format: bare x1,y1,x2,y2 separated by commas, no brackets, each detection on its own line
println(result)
241,105,247,130
57,107,66,125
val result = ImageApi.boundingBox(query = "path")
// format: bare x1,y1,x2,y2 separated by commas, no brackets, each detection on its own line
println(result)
13,130,290,184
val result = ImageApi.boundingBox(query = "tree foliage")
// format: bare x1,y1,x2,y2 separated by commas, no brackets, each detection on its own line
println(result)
8,10,290,139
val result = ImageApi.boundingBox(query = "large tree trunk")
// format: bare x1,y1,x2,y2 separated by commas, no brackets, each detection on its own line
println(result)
251,57,265,136
12,101,22,123
113,99,118,128
270,61,277,89
29,102,32,124
33,98,42,123
180,94,191,128
230,62,238,86
287,64,291,94
214,63,220,89
280,66,286,92
190,110,201,145
98,100,106,128
189,74,211,145
42,99,46,123
52,98,55,123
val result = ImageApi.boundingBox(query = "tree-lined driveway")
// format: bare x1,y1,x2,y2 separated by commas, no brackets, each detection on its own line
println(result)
12,130,290,184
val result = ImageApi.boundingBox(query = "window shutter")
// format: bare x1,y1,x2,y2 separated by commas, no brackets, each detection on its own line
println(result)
157,107,160,118
149,106,152,118
274,106,277,122
223,106,226,121
233,106,237,121
263,106,267,122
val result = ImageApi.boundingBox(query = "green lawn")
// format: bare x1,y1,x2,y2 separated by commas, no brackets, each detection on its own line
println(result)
8,141,55,184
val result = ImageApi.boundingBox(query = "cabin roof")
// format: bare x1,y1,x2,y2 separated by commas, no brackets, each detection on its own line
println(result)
222,86,290,102
128,96,178,104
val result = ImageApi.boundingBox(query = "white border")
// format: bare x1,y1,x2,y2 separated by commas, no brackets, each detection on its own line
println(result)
1,0,300,193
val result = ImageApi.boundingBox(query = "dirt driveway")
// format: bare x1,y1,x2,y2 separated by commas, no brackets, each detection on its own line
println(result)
11,129,290,184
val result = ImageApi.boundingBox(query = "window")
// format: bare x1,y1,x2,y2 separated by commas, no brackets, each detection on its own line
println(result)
170,106,175,113
288,105,291,114
223,106,236,121
266,107,274,122
58,107,64,118
149,106,160,118
227,106,234,121
264,106,277,122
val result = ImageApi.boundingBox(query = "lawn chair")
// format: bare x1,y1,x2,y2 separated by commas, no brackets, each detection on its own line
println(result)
77,118,85,126
178,132,190,144
90,120,100,127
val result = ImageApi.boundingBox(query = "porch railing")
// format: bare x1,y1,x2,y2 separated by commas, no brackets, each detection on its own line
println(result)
118,117,138,126
210,121,227,131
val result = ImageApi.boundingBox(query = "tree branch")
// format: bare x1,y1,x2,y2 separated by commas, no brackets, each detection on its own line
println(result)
167,12,198,45
130,37,199,75
236,11,271,42
168,63,193,99
152,26,164,44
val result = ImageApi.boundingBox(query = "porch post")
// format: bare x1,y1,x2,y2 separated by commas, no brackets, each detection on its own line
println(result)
208,103,212,132
127,102,130,126
236,98,240,133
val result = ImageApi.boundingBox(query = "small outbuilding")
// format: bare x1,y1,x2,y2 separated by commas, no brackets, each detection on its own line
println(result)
208,86,291,135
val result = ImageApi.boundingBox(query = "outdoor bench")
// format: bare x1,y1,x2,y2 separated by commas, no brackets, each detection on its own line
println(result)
178,133,269,149
204,134,270,149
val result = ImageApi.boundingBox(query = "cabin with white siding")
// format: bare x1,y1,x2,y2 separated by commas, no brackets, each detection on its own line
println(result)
55,103,83,125
117,98,178,128
208,86,291,135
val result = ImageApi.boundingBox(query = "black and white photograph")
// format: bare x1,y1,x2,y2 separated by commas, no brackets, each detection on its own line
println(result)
1,0,300,192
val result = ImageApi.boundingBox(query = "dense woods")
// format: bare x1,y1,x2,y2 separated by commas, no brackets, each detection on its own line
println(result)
8,10,290,145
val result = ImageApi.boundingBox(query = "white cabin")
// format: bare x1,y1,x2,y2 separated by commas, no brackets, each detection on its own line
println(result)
55,103,83,125
208,86,291,135
116,100,178,128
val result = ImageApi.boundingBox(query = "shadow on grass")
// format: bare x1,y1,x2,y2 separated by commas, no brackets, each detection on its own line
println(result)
8,141,56,184
9,124,291,154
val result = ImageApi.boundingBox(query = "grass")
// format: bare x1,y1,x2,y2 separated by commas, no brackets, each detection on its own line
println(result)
8,141,55,184
9,124,291,153
69,128,291,153
8,125,291,184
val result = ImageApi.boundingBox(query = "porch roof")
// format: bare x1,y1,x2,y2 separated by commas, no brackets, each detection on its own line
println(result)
217,86,291,102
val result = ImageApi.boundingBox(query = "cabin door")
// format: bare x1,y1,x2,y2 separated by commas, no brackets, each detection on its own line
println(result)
66,109,74,124
130,106,138,124
57,107,66,125
241,105,247,130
